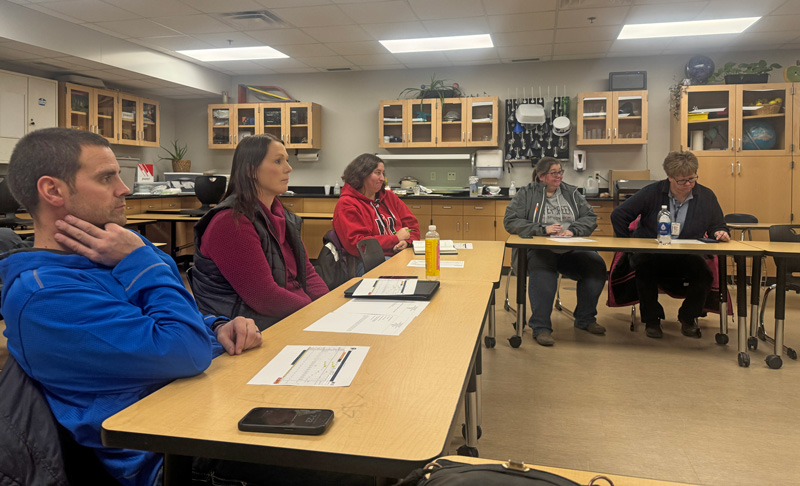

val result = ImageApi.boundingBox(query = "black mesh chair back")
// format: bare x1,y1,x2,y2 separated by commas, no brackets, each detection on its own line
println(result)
724,213,758,224
356,238,385,273
181,175,227,215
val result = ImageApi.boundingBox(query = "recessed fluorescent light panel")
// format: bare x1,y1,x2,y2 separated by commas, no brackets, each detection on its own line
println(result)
618,17,760,40
380,34,493,53
177,46,288,62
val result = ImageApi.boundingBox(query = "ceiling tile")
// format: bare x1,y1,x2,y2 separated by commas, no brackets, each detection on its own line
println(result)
272,66,320,73
391,51,449,64
555,25,620,43
182,0,266,14
496,44,553,60
625,2,706,24
488,11,556,33
276,43,337,57
360,64,405,71
0,45,45,60
270,5,353,27
251,57,312,69
152,14,236,34
480,0,556,15
500,56,551,63
35,0,139,22
343,53,400,65
552,52,605,61
667,34,735,50
327,40,386,55
295,55,353,68
730,30,800,47
421,17,491,36
190,32,264,48
608,38,671,53
556,7,630,28
102,0,203,18
403,60,453,69
444,49,499,63
245,29,317,46
407,0,485,21
748,14,800,33
772,1,800,14
492,30,554,47
132,36,213,51
698,0,787,19
94,19,182,38
256,0,332,7
337,0,418,23
302,25,372,43
553,40,612,55
19,4,82,23
361,21,429,40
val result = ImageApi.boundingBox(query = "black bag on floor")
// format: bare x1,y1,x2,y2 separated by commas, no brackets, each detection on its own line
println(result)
396,458,613,486
314,229,358,291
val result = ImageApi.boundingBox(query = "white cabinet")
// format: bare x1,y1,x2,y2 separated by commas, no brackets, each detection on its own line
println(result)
0,69,57,163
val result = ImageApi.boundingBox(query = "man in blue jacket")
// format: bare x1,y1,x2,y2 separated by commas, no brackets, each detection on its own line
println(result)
0,128,262,485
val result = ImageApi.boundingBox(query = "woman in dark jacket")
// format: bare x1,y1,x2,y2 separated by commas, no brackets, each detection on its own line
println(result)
191,134,328,330
610,150,730,339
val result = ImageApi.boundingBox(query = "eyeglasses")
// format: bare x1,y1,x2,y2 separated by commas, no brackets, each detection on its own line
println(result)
546,170,565,177
674,175,698,185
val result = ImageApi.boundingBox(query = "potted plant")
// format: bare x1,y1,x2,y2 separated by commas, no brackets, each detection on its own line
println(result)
707,60,782,84
159,139,191,172
399,73,462,107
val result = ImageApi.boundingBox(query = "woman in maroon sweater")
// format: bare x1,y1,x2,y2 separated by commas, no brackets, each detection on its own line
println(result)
191,134,328,329
332,153,420,259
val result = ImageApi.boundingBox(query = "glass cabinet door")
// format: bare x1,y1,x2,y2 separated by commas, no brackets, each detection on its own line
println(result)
287,103,310,148
66,85,91,132
119,94,138,145
736,84,791,155
379,101,406,147
141,99,159,147
407,99,436,147
235,104,258,144
261,104,284,143
208,105,234,148
438,98,465,147
467,97,497,146
577,93,611,145
613,92,646,144
681,85,735,155
94,89,117,142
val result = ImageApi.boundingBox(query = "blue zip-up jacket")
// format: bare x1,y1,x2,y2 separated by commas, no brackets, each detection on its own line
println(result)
0,233,224,486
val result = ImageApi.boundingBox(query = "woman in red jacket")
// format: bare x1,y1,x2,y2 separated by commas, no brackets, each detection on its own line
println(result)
333,154,420,264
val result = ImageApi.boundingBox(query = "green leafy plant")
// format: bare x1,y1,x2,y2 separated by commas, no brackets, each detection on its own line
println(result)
707,60,782,84
399,73,462,108
668,77,688,120
158,139,188,161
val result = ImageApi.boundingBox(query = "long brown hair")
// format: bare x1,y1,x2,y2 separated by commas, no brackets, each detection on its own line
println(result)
222,133,284,221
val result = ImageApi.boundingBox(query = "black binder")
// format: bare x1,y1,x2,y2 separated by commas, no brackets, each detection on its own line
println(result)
344,279,440,301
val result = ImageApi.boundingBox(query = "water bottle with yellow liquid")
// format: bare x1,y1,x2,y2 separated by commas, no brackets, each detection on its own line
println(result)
424,225,440,280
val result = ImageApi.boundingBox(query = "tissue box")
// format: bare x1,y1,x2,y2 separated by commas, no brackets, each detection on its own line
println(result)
137,164,154,183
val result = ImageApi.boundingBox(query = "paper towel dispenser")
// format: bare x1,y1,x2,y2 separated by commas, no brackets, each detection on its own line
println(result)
474,149,504,180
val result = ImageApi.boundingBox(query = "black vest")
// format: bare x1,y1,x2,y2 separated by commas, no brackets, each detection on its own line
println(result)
191,196,307,331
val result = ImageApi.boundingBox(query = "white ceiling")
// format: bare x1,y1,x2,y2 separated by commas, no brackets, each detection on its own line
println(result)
1,0,799,99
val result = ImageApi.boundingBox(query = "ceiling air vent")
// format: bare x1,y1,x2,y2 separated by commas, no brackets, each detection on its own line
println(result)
326,67,352,72
510,58,540,63
216,10,286,29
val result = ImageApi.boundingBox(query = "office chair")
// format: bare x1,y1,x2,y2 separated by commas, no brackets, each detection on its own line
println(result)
724,213,758,241
180,175,226,215
356,238,385,273
757,225,800,363
0,177,29,228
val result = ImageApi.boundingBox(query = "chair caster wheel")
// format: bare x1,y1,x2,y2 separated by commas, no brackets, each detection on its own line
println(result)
461,424,482,440
715,333,729,345
788,348,798,360
484,336,496,348
738,352,750,367
766,355,782,369
747,336,758,350
456,445,479,457
508,336,522,348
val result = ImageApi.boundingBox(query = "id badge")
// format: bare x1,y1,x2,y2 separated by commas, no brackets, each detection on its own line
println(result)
671,222,681,237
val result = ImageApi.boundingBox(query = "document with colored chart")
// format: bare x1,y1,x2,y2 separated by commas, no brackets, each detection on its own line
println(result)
248,345,369,387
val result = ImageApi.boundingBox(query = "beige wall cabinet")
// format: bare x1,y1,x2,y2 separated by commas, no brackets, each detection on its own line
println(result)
577,90,648,145
793,84,800,223
0,70,57,163
430,200,464,240
378,97,499,148
118,93,160,147
59,82,118,143
670,83,795,223
463,201,496,239
209,102,322,150
405,199,432,227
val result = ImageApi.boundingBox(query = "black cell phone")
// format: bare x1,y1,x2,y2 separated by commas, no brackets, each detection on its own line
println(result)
698,237,720,243
238,407,334,435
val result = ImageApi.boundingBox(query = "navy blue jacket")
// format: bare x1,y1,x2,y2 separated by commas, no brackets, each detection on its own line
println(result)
610,179,729,239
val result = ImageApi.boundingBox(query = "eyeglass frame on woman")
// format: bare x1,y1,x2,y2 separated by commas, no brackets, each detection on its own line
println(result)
546,170,565,177
673,175,699,185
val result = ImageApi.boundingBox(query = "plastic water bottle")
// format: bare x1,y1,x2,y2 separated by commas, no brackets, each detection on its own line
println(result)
333,182,341,195
657,205,671,245
425,225,440,280
584,175,598,197
509,181,517,196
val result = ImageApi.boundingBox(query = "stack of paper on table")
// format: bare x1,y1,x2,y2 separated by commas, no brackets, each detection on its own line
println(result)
413,240,458,254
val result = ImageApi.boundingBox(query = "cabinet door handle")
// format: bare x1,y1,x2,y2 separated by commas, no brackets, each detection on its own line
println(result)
614,127,617,138
731,163,734,175
607,128,611,139
473,206,484,210
462,131,465,141
738,138,742,151
731,138,734,151
737,161,741,175
456,221,460,232
466,222,469,232
468,131,471,141
442,205,452,209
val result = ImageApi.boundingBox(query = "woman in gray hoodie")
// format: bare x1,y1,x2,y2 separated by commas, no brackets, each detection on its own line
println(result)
504,157,608,346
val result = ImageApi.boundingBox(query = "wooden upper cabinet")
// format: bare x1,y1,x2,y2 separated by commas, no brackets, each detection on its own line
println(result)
59,82,118,143
209,102,322,150
378,96,499,148
576,90,647,145
118,93,159,147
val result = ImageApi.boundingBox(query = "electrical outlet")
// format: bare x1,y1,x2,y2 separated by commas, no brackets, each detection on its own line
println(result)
447,172,456,181
430,171,436,181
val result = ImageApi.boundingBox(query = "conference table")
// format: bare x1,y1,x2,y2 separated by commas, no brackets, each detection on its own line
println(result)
505,235,763,366
102,277,496,485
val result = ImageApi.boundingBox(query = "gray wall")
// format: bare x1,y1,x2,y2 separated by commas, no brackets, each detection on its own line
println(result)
170,50,796,191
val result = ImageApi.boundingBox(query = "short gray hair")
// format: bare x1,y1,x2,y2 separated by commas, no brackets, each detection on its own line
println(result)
662,151,698,179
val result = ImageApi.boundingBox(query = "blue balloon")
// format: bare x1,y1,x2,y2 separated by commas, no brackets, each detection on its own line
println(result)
741,120,776,150
685,55,715,83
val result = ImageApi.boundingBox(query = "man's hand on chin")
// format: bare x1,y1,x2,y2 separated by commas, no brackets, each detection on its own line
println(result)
54,214,144,266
